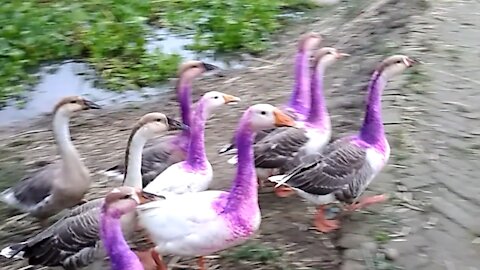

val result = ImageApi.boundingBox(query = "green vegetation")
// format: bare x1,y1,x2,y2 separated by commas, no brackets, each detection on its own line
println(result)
0,0,319,105
223,243,282,263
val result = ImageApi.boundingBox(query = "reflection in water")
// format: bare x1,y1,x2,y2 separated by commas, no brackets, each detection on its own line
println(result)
0,29,244,127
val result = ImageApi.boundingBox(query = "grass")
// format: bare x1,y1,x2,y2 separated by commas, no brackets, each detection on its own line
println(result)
0,0,320,106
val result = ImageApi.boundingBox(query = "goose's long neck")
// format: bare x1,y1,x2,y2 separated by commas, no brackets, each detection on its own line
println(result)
225,116,257,211
100,208,142,270
359,71,387,144
306,63,329,127
177,79,193,138
53,111,81,165
288,49,310,117
186,100,208,170
123,132,147,188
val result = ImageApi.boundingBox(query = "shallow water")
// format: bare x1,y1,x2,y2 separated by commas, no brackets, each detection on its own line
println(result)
0,29,244,127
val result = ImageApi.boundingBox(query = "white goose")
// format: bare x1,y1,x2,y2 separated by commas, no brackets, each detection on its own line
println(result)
137,104,295,270
143,91,240,196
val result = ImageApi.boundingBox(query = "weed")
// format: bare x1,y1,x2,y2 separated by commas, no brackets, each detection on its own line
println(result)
223,242,282,263
372,230,391,244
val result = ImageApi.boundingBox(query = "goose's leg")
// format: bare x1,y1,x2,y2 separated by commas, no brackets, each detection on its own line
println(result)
150,248,167,270
344,194,388,212
313,205,339,233
197,256,206,270
274,185,294,197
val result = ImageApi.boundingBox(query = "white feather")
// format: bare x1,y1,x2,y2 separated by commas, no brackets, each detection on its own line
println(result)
227,155,238,165
143,161,213,196
0,246,24,260
101,170,124,182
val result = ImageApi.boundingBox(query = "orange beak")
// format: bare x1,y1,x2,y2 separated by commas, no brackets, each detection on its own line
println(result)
223,94,241,105
273,109,295,127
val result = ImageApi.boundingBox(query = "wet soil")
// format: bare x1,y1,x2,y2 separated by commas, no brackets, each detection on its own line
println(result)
1,0,479,269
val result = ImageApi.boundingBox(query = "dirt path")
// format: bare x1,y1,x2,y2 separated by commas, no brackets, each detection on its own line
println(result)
0,0,478,269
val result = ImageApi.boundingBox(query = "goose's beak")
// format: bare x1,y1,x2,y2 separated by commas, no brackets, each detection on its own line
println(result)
83,99,101,110
167,117,189,131
273,109,295,127
223,95,241,105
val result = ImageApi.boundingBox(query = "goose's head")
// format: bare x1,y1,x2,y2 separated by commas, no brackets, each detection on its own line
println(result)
53,96,101,115
298,32,322,52
314,47,350,68
133,112,188,140
377,55,417,79
200,91,241,114
104,186,141,216
178,60,219,81
246,104,296,131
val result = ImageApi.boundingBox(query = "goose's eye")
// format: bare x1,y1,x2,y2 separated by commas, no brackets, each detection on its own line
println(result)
122,194,130,199
70,100,77,104
156,118,163,122
214,96,219,99
396,60,402,64
260,111,267,115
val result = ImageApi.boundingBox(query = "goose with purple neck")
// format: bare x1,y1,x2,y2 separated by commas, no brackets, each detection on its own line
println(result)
217,32,322,155
228,47,348,193
0,113,187,269
143,91,240,196
269,55,416,233
100,187,143,270
137,104,295,270
104,61,218,186
0,96,100,224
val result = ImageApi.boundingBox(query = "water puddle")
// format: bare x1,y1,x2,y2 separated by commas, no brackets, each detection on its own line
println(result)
0,29,245,127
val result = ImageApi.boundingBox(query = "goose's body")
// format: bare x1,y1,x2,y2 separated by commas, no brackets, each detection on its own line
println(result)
0,113,187,269
0,96,100,221
144,91,240,196
269,55,416,232
218,33,321,156
104,61,218,186
138,104,295,270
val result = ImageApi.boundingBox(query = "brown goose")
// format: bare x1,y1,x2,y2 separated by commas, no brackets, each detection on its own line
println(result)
0,96,101,223
104,61,218,186
269,55,417,232
0,113,187,269
218,32,322,155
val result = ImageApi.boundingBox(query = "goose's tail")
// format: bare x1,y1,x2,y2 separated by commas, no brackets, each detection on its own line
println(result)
101,164,125,182
0,243,26,260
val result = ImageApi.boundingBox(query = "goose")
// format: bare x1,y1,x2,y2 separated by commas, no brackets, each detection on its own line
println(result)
229,47,349,193
100,186,144,270
136,104,295,270
217,32,322,155
269,55,417,232
143,91,240,196
0,113,187,269
0,96,101,224
104,61,218,186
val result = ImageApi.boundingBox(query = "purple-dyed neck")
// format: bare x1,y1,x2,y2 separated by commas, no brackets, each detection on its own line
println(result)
223,112,258,212
177,80,193,138
306,64,329,127
185,98,209,170
287,48,311,117
359,71,387,145
100,207,143,270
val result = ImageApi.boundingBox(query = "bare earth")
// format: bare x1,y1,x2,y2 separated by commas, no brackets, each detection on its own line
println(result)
0,0,479,269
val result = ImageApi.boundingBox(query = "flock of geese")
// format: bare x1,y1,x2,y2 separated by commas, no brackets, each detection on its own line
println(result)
0,32,416,270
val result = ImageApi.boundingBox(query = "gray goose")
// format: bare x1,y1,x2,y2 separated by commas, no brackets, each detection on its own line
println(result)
0,96,100,224
0,113,187,269
217,32,322,156
228,48,348,194
269,55,417,233
103,61,218,187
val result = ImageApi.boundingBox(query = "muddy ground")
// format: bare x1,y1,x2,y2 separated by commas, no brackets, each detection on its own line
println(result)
0,0,479,269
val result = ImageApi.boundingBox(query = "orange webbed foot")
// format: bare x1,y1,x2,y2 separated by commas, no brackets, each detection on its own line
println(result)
274,185,294,198
313,205,340,233
344,194,388,212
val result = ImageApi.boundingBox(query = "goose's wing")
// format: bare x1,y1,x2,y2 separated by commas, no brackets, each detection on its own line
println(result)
253,127,309,168
0,162,61,212
280,138,373,202
12,204,102,268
